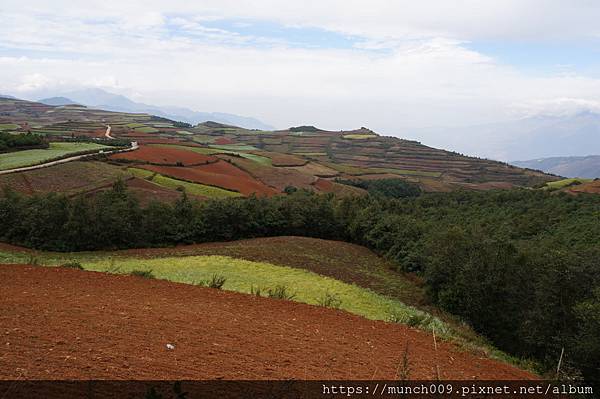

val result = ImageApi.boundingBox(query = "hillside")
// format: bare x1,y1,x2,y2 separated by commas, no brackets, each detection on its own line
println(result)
0,97,556,200
513,155,600,178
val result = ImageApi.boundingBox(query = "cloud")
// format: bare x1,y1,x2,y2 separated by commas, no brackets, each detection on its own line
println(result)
0,0,599,136
511,98,600,118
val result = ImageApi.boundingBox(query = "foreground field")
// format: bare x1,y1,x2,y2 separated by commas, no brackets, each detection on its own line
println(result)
0,236,530,367
0,264,535,380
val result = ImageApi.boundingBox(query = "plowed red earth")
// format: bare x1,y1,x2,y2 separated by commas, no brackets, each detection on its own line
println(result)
110,145,215,166
0,265,535,380
140,161,278,196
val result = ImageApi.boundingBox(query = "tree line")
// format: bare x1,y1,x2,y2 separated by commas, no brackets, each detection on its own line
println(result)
0,132,47,152
0,182,598,382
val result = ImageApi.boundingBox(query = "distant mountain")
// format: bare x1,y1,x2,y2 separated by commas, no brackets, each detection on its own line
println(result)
513,155,600,178
55,88,274,130
0,94,16,99
405,111,600,162
38,97,80,106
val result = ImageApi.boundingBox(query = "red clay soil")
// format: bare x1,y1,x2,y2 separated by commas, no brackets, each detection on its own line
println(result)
0,264,535,380
214,137,235,145
566,180,600,194
84,177,205,205
141,161,279,197
109,145,216,166
252,151,308,167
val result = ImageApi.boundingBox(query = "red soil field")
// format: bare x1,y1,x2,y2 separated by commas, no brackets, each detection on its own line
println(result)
141,161,278,196
252,151,308,167
84,177,205,205
110,145,216,166
214,137,235,145
566,180,600,194
0,264,535,380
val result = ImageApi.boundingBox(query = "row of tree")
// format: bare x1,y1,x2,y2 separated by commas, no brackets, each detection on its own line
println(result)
0,183,598,382
0,132,47,152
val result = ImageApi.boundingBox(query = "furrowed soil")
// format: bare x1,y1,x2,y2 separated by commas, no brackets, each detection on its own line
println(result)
0,264,535,380
109,145,216,166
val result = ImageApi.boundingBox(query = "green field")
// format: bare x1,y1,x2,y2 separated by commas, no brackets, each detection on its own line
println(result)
0,123,19,131
0,251,447,335
209,144,258,151
125,123,146,128
134,126,159,133
342,134,377,139
129,168,241,198
545,178,593,189
0,142,110,170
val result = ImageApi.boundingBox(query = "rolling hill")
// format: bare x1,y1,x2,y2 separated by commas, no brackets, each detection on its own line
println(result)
0,97,556,201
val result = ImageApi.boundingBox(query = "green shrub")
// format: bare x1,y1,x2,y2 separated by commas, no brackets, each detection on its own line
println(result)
207,274,226,289
130,270,155,279
316,290,342,309
62,261,83,270
250,285,264,297
267,285,296,300
195,274,227,289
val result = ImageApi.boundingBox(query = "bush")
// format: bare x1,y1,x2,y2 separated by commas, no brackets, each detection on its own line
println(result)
130,270,155,279
206,274,226,289
61,261,83,270
250,285,264,297
195,274,227,289
267,285,296,300
316,291,342,309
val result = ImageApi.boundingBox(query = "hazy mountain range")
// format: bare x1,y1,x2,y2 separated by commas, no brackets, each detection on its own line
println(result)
404,111,600,162
513,156,600,179
38,88,274,130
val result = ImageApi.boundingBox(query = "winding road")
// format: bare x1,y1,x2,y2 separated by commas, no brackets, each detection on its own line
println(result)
0,125,138,176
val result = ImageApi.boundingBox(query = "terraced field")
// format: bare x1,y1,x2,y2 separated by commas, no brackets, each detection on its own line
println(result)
0,97,558,199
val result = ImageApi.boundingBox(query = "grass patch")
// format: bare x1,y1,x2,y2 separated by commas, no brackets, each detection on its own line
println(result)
134,126,159,133
208,144,258,151
545,178,593,189
78,255,450,334
0,124,19,131
0,244,535,371
128,168,241,198
342,134,377,139
125,123,146,128
0,142,110,170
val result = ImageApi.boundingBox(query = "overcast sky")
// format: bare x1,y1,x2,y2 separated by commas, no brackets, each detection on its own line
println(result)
2,1,600,136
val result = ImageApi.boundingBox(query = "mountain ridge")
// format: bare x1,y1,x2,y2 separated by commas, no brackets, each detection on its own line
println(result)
44,88,275,130
513,155,600,178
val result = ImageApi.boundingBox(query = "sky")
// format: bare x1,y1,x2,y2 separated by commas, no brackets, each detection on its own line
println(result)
2,0,600,139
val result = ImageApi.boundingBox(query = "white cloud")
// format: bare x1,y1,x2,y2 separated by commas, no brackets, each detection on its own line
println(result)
511,98,600,118
1,0,600,138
